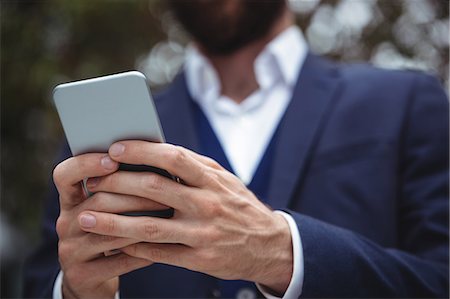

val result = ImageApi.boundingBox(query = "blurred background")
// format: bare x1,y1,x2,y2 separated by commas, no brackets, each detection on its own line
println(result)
1,0,448,297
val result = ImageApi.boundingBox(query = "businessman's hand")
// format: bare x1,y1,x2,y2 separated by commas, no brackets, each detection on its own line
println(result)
79,141,293,294
53,153,163,298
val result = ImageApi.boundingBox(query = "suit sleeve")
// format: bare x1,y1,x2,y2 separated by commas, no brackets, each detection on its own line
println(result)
23,144,69,298
286,73,449,298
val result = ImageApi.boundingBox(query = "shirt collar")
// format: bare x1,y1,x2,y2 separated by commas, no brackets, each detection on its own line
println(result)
185,26,308,107
261,26,308,87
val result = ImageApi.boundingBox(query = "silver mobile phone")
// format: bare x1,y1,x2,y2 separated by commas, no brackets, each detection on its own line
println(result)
53,71,173,217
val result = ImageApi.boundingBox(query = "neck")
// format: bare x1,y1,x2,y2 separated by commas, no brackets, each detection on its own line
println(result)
201,9,294,104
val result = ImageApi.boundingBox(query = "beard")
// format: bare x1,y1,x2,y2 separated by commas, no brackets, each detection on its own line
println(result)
168,0,286,55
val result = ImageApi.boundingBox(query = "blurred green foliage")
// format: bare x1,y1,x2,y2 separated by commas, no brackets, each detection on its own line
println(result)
2,0,166,242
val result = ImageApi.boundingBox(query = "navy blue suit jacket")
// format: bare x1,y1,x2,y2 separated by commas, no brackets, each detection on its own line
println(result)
24,54,449,298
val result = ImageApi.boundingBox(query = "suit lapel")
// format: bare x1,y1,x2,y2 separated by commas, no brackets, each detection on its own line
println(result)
155,73,200,153
267,54,342,209
157,55,341,210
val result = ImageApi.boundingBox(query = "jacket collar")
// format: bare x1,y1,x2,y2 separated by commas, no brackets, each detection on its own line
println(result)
266,53,342,209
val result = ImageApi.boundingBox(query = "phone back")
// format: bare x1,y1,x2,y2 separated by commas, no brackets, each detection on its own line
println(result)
53,71,165,156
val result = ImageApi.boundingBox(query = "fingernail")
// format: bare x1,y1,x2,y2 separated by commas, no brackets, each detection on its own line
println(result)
86,177,99,188
79,213,96,228
110,143,125,157
101,156,116,170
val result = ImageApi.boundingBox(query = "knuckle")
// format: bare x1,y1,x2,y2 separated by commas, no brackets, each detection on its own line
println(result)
234,195,252,210
211,171,222,184
148,247,164,261
210,161,222,170
77,158,87,171
105,216,116,234
55,216,68,237
168,146,188,167
52,162,67,187
58,240,72,261
117,253,131,269
89,192,107,211
103,172,117,189
127,243,139,256
198,166,209,182
205,157,222,169
142,221,160,241
142,173,164,192
201,169,221,187
223,171,241,185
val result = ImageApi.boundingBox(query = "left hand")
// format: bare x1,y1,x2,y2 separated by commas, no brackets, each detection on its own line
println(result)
79,140,293,294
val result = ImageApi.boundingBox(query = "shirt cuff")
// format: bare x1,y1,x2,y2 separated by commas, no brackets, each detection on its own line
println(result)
53,271,64,299
256,210,304,299
53,270,120,299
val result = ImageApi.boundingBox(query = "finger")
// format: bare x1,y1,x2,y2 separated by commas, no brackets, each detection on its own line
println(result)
108,141,211,187
67,253,151,288
80,191,168,214
82,234,139,259
183,148,223,170
61,234,140,265
121,243,191,269
86,171,194,211
54,154,119,208
78,211,192,245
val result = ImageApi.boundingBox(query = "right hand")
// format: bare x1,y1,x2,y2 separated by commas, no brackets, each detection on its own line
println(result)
53,153,165,298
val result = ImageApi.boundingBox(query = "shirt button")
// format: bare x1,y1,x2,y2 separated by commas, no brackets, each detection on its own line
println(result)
236,288,256,299
211,289,221,298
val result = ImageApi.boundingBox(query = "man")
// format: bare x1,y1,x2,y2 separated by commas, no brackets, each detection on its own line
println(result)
25,0,449,298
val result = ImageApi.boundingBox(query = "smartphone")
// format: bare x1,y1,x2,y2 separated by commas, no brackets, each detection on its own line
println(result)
53,71,173,217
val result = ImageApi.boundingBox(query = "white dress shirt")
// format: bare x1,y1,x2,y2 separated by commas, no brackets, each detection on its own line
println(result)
54,26,307,299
